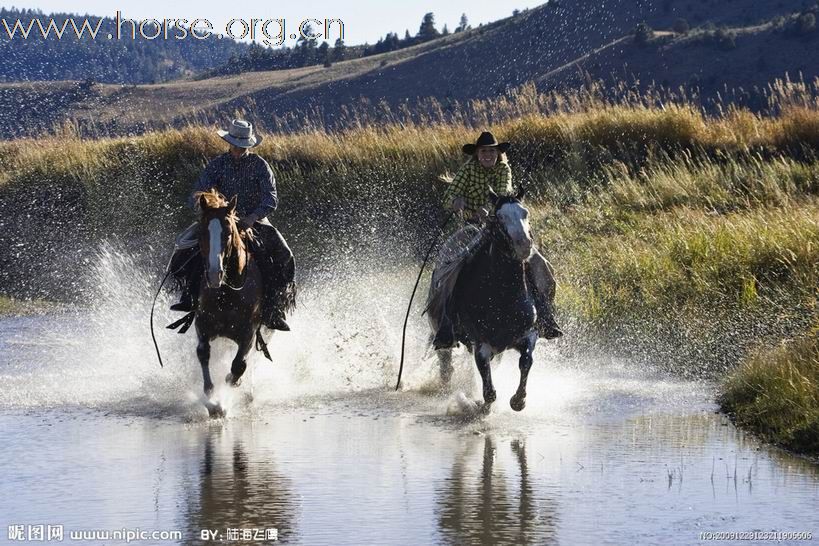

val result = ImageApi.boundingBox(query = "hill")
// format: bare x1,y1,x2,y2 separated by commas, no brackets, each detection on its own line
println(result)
0,7,249,85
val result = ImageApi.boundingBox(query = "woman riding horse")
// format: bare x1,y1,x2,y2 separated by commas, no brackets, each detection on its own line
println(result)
427,131,563,350
168,119,295,332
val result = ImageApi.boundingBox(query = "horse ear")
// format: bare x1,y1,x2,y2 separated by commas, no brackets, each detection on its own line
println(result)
228,195,238,213
515,185,526,201
488,188,499,206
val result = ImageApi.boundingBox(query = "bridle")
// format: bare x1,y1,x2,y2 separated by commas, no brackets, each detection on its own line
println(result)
200,216,250,291
486,208,523,261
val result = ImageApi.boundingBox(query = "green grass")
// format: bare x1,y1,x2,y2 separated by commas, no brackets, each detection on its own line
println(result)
542,200,819,324
720,330,819,454
0,296,56,316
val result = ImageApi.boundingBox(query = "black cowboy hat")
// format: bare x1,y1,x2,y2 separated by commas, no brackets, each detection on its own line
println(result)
462,131,511,155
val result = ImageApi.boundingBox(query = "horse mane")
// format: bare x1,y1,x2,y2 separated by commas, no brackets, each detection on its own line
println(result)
194,189,247,264
195,189,231,213
493,194,520,210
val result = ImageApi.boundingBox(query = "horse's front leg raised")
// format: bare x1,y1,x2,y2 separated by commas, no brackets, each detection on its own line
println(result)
510,332,537,412
225,333,253,387
197,334,214,397
475,343,497,407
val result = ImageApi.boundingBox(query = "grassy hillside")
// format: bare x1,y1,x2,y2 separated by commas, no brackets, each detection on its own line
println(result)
542,9,819,109
0,0,814,138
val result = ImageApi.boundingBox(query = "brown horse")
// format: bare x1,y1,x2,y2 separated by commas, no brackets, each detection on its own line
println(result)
194,190,264,416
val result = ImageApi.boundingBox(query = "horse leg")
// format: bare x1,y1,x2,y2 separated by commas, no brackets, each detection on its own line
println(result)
475,343,497,407
197,334,214,397
429,333,454,385
510,332,537,412
225,334,253,388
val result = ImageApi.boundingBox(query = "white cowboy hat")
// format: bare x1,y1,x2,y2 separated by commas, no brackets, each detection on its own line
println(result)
217,119,263,148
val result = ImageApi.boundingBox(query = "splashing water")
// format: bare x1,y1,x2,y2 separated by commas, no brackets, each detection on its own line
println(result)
0,239,716,427
2,242,817,545
0,240,431,417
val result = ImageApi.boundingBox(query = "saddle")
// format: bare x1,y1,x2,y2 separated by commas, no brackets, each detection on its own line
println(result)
424,225,488,329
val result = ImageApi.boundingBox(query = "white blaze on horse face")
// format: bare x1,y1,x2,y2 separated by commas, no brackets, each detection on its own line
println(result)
497,202,533,260
207,218,223,286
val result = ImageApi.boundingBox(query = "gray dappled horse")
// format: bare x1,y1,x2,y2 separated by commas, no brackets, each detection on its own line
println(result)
436,188,540,412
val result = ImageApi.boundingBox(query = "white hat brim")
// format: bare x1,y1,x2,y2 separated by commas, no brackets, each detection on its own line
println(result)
217,129,262,148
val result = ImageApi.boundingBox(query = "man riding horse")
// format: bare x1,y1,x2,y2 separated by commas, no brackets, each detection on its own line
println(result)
427,131,563,349
169,119,295,332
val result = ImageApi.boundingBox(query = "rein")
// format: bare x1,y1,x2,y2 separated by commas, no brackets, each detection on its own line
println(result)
220,242,250,291
149,221,250,369
208,220,251,291
150,250,198,368
486,219,519,261
394,211,455,391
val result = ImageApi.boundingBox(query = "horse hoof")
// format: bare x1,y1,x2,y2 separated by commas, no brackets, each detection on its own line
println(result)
484,390,497,405
510,396,526,412
225,373,242,387
205,400,226,418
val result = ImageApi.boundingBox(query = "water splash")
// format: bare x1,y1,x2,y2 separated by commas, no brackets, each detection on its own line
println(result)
0,240,715,424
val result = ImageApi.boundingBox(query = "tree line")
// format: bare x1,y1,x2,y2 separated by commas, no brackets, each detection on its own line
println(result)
0,7,249,84
204,12,475,77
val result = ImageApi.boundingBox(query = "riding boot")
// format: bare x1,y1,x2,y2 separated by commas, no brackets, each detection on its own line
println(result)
171,273,200,312
263,301,290,332
170,290,193,312
256,255,291,331
534,292,563,339
433,313,456,349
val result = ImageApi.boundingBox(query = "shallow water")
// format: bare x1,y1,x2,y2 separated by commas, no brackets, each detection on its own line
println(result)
1,247,818,545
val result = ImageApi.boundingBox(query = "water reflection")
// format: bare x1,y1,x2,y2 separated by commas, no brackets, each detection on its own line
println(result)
184,427,297,544
437,435,558,545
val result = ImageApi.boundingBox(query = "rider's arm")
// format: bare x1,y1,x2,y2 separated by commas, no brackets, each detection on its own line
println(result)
444,163,473,211
498,162,514,195
250,158,278,221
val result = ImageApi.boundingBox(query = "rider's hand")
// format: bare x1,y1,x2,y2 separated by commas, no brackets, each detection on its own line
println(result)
472,207,488,222
238,214,258,230
451,197,466,212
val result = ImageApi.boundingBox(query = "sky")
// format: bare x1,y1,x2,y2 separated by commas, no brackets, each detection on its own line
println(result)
13,1,547,46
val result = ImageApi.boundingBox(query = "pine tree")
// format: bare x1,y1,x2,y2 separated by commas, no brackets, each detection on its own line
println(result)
332,38,347,61
318,41,331,67
456,13,469,33
295,23,318,66
417,12,439,40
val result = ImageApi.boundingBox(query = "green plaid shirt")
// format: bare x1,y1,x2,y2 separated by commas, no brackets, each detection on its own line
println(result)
444,160,514,215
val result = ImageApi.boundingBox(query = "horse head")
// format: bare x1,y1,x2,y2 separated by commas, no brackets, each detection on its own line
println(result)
488,186,533,262
195,190,245,289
